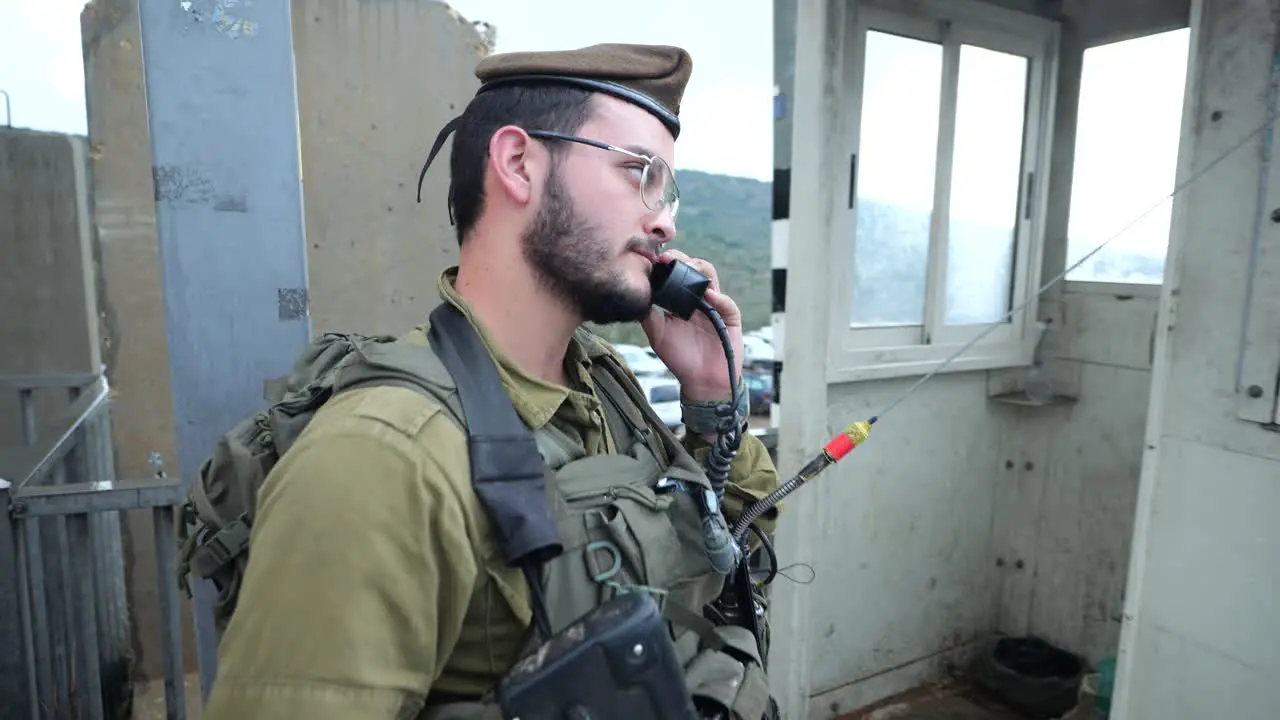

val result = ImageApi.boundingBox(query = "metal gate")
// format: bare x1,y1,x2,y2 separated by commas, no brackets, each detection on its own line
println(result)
1,372,188,720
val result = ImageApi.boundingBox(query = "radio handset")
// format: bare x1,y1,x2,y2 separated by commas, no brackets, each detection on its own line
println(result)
648,258,712,320
646,257,747,586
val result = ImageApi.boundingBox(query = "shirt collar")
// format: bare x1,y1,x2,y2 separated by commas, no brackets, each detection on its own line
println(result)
434,266,597,430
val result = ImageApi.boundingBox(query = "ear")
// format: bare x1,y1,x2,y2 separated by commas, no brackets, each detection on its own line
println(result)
487,126,541,207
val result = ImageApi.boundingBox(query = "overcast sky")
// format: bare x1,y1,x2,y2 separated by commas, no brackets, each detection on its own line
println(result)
0,0,774,181
0,0,1189,268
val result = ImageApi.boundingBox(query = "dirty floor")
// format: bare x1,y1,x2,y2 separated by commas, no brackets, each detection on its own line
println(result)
131,674,1031,720
837,680,1030,720
131,673,202,719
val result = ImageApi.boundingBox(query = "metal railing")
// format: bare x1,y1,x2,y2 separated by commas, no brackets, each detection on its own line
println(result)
1,372,189,720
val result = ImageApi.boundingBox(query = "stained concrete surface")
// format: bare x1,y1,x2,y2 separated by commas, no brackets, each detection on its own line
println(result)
838,681,1029,720
0,127,100,450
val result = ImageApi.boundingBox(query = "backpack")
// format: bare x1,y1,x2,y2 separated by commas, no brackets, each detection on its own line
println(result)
176,302,562,637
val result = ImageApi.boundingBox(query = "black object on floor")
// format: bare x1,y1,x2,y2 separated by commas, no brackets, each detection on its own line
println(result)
975,636,1084,718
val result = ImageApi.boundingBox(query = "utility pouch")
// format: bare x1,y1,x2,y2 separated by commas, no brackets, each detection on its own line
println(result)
495,591,699,720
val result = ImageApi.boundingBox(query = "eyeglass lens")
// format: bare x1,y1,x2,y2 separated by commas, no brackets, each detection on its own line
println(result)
642,157,679,217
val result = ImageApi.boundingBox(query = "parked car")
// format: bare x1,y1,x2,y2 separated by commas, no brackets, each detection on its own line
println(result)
637,376,683,432
745,372,772,415
743,334,774,365
613,343,670,377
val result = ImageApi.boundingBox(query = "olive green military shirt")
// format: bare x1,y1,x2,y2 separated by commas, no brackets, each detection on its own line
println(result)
203,267,783,720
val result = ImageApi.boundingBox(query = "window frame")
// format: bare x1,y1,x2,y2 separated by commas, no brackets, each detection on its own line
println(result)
827,0,1061,383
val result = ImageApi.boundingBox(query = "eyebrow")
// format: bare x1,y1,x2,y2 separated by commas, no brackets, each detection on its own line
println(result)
621,144,660,160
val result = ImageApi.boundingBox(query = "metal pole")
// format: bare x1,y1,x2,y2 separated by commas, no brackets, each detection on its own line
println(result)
0,479,35,720
1,89,10,127
136,0,311,703
153,505,188,719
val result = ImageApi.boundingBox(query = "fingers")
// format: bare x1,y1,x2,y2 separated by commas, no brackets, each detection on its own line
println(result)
703,287,742,328
641,306,665,336
659,249,721,294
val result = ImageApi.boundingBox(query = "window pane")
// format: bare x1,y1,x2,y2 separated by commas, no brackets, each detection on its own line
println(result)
945,44,1029,325
852,30,943,328
1066,28,1190,284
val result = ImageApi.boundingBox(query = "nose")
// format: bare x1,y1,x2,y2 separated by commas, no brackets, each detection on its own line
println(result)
642,205,677,245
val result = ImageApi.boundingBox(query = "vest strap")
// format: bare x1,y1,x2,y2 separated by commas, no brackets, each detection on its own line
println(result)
588,351,710,492
587,352,669,463
660,598,725,653
427,303,561,637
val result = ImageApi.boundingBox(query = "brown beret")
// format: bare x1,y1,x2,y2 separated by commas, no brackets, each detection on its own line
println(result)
473,43,693,139
416,43,692,208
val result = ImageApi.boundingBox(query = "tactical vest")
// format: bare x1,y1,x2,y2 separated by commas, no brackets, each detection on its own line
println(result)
358,307,773,719
182,302,775,719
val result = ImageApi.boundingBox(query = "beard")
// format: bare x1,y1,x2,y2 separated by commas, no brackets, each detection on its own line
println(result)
521,168,657,325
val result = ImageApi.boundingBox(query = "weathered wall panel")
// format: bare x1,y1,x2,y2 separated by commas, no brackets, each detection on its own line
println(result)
994,290,1156,667
291,0,489,335
807,374,1004,717
80,0,188,682
1115,0,1280,716
0,128,101,449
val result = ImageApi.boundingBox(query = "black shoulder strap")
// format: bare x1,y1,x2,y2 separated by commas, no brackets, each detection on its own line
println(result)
426,303,560,637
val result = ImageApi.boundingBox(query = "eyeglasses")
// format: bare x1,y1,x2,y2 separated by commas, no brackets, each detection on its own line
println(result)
525,129,680,220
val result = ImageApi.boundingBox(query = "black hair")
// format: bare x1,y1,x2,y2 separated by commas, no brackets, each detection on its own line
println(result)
448,83,595,245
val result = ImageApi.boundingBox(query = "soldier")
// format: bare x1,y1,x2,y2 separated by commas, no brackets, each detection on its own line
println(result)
202,42,782,719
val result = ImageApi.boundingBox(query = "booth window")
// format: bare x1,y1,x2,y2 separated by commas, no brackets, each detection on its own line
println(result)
829,0,1059,382
1065,28,1191,286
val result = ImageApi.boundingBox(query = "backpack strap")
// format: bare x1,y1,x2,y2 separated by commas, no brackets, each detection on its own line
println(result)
589,354,692,475
426,303,561,638
574,330,671,463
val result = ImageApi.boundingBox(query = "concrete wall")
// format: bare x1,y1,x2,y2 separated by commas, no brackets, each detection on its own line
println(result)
0,127,101,448
993,286,1157,667
80,0,487,680
1113,0,1280,717
991,7,1173,668
808,372,1005,716
292,0,486,335
0,124,112,720
80,0,186,682
799,290,1157,716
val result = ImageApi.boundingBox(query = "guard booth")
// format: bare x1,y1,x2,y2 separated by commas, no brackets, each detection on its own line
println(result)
770,0,1280,718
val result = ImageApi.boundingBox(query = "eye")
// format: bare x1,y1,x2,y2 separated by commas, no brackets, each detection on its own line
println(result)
624,164,645,182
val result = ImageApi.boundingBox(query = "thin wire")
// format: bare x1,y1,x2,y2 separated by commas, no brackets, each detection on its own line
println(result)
872,110,1280,423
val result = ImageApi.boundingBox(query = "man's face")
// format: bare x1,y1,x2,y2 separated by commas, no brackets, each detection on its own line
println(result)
520,96,678,324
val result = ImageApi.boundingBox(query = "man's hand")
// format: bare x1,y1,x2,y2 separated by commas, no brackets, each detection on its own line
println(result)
642,249,744,403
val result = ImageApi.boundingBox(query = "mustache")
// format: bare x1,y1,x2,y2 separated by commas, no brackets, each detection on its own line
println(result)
624,236,664,258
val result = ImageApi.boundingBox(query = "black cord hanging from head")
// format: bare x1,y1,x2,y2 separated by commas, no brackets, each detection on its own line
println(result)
416,115,463,225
